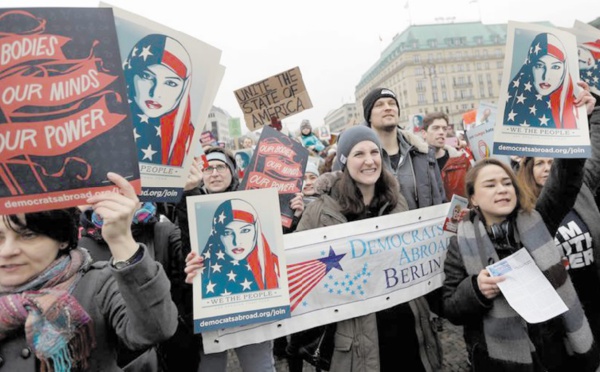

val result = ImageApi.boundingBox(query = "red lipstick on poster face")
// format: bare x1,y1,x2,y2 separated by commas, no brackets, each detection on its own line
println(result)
232,248,245,255
145,100,162,109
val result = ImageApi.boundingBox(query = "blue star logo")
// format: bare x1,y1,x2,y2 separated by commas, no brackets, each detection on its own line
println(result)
318,247,345,274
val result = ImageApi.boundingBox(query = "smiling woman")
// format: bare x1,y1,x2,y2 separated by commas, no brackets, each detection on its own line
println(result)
443,152,600,371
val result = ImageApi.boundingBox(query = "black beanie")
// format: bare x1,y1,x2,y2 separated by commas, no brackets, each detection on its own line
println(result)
362,88,400,126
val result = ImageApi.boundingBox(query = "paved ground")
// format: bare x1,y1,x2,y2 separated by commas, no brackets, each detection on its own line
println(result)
226,318,470,371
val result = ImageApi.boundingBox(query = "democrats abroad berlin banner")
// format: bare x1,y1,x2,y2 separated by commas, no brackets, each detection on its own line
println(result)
201,203,451,353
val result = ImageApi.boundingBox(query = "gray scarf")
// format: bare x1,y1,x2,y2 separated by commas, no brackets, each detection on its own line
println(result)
457,209,594,365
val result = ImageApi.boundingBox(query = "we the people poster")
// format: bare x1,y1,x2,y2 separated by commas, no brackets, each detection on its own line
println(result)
187,188,290,332
107,4,225,202
0,8,140,214
567,20,600,96
494,21,590,158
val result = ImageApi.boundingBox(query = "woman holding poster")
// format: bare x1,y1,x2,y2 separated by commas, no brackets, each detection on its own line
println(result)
124,34,194,166
288,126,444,372
0,173,177,371
516,104,600,343
443,139,600,371
503,32,580,129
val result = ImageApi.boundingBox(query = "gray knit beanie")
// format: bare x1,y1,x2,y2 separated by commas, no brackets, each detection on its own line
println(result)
362,87,400,126
333,126,382,171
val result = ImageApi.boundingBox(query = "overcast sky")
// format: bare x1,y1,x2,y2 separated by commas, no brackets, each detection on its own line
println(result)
2,0,597,135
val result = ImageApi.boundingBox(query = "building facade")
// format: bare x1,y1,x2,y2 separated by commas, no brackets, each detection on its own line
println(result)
323,103,360,133
204,105,233,146
355,21,509,129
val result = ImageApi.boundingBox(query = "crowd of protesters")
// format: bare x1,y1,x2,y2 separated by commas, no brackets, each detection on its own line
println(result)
2,78,600,372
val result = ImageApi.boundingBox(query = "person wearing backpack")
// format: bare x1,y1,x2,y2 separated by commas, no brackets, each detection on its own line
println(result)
420,112,472,199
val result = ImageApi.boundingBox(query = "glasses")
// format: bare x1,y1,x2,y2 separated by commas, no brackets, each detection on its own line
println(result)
203,164,228,175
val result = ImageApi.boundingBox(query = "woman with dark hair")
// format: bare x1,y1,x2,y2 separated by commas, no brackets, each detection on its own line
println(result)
515,103,600,343
0,173,177,371
277,125,442,371
443,153,600,371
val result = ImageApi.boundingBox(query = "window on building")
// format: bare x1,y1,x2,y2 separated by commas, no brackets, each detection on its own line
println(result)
414,54,421,63
483,49,488,58
433,92,439,103
418,93,426,105
497,60,503,69
475,36,483,45
474,50,480,58
417,80,426,91
476,62,482,70
415,66,424,76
495,49,502,58
438,65,445,73
431,78,437,88
441,78,446,89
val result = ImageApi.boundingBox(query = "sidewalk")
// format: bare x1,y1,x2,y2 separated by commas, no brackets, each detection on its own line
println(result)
226,318,470,371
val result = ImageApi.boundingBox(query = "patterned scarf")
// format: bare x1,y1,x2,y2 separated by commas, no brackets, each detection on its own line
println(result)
457,210,596,369
0,248,95,372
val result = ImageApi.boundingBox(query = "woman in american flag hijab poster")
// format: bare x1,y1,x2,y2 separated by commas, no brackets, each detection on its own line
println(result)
186,188,290,333
494,22,592,158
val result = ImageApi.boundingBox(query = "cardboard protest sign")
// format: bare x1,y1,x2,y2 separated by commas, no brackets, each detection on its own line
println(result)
475,101,497,126
107,4,225,202
442,195,469,234
240,126,309,228
200,130,217,147
201,203,450,352
228,117,242,138
187,188,290,332
465,120,511,165
234,66,313,131
494,22,590,158
408,114,425,133
0,8,140,214
234,148,253,179
317,126,331,141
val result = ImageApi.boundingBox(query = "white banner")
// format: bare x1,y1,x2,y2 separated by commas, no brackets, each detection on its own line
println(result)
202,203,451,353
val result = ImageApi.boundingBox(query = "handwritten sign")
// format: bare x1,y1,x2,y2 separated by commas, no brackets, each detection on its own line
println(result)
234,67,313,131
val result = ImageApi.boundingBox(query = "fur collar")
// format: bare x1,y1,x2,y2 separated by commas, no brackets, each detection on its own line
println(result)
398,129,430,154
444,144,463,158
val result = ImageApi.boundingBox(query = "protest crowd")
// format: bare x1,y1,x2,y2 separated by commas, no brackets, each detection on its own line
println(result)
2,6,600,372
